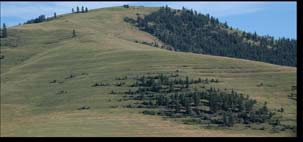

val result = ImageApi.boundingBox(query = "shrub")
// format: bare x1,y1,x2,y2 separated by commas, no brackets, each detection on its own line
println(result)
142,110,157,115
124,17,136,24
77,106,90,110
183,118,202,125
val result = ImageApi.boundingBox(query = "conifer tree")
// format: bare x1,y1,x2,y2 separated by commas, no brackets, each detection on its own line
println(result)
76,6,80,13
2,23,7,38
72,8,74,13
185,76,189,88
175,102,181,113
54,12,57,18
81,6,84,13
72,29,76,38
193,94,200,106
85,7,88,12
185,98,192,115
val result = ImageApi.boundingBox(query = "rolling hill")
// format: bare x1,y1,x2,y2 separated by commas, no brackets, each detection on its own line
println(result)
0,6,297,137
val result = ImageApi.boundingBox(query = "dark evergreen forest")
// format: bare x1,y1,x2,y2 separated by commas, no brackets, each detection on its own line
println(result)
126,6,297,67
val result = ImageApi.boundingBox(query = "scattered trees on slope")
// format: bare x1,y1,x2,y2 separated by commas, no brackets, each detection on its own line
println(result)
117,72,290,130
20,6,89,25
45,70,294,131
24,11,60,25
73,6,88,14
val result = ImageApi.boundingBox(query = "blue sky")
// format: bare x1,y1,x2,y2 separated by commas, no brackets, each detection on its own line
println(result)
0,2,297,39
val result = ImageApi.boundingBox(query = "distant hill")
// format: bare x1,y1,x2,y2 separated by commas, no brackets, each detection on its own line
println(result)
126,6,297,67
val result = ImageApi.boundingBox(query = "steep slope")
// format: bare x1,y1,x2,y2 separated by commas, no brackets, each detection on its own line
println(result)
0,6,296,136
131,6,296,67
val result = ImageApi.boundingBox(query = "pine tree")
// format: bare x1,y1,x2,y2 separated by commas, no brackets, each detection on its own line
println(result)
76,6,80,13
185,98,192,115
280,107,284,113
54,12,57,18
223,112,234,127
185,76,189,88
228,113,234,127
198,78,202,83
2,23,7,38
72,29,76,38
223,112,228,126
193,94,200,106
72,8,74,13
81,6,85,13
156,95,163,106
175,102,181,113
85,7,88,12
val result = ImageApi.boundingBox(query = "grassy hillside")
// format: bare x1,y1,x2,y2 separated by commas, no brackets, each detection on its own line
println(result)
0,6,296,137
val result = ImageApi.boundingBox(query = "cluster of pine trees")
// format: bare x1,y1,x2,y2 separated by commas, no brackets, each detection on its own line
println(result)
122,73,278,127
127,73,218,94
24,12,59,24
128,6,296,67
123,5,129,8
72,6,88,13
24,15,48,24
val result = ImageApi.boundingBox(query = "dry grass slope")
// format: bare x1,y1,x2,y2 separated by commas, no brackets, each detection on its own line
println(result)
0,6,296,137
